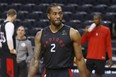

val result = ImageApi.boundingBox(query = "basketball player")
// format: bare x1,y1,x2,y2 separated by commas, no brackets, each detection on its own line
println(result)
28,3,89,77
0,9,18,77
81,14,113,77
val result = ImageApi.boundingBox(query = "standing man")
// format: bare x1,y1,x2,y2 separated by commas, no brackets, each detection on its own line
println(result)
81,14,113,77
0,9,17,77
28,3,88,77
16,26,33,77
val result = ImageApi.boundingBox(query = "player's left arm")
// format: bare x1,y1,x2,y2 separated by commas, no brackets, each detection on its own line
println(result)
106,28,113,67
70,28,89,77
5,22,16,54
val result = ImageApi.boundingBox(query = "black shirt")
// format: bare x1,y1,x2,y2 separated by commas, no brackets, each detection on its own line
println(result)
41,25,74,69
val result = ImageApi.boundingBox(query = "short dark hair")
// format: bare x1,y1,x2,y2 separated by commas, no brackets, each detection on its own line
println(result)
16,26,27,36
47,3,61,14
17,26,26,32
7,9,17,16
94,14,102,19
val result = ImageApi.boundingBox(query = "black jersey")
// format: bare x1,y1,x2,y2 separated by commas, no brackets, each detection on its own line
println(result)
0,21,16,55
41,25,74,69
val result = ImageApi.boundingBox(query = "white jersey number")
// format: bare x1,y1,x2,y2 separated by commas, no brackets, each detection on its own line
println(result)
51,43,56,52
0,32,6,47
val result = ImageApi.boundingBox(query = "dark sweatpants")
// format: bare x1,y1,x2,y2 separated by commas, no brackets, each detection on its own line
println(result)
17,60,28,77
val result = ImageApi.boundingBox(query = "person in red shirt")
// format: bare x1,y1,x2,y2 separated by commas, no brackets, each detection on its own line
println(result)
81,14,113,77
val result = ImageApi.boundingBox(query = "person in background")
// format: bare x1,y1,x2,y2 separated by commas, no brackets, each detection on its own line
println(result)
16,26,33,77
0,9,17,77
81,14,113,77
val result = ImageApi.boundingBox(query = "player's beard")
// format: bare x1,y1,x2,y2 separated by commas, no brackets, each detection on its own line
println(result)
95,22,101,26
52,20,62,28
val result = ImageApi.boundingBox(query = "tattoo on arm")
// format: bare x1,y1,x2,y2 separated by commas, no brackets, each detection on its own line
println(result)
28,31,42,77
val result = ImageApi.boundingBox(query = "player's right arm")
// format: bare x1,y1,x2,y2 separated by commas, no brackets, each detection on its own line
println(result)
28,30,42,77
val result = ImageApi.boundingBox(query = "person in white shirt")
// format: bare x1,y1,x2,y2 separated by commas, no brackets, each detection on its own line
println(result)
0,9,18,77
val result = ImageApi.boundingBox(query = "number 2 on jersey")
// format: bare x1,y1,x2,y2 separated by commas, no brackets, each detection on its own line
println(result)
51,43,56,52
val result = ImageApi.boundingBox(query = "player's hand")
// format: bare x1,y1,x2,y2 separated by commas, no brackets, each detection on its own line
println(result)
83,26,89,35
108,58,113,68
10,49,16,55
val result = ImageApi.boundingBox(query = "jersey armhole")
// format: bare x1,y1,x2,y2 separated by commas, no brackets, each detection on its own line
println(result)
40,29,43,43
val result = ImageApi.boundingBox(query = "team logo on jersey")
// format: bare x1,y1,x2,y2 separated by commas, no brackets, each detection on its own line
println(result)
62,30,67,35
44,37,65,48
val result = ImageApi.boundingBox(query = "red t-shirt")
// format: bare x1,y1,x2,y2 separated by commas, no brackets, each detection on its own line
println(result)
81,25,112,60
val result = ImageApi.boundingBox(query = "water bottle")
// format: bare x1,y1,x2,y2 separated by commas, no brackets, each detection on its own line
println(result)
88,23,96,32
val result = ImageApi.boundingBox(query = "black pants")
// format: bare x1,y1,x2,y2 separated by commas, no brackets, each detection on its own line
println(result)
17,60,28,77
1,54,18,77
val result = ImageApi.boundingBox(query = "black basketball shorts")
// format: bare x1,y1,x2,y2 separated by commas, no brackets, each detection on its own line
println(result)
42,68,74,77
86,59,106,74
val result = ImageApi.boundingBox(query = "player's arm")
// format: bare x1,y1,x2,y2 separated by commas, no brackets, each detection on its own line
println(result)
5,22,16,54
28,30,42,77
26,40,33,64
106,28,113,67
70,28,89,77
